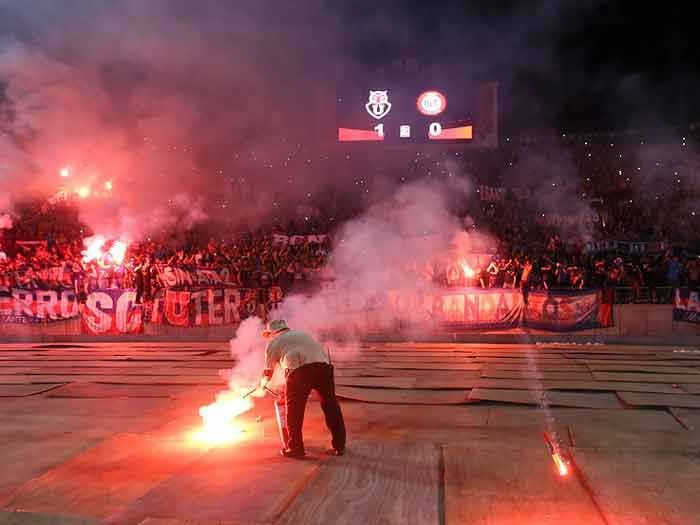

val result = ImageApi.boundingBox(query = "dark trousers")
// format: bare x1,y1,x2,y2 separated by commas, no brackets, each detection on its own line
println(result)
285,362,346,453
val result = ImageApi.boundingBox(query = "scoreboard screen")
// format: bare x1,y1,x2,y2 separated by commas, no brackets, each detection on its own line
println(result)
336,84,475,144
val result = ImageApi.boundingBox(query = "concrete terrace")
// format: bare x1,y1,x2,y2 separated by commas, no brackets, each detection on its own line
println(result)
0,341,699,525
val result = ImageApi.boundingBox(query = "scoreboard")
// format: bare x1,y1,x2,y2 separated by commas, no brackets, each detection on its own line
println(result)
336,84,476,144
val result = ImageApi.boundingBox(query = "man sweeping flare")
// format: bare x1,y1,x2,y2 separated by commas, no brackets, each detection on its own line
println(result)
259,319,347,458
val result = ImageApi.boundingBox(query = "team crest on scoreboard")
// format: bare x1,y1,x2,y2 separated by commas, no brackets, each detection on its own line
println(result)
365,90,392,119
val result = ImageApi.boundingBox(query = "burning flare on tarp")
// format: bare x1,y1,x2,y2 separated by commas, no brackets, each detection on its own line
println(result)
543,432,570,477
191,387,256,446
551,451,569,477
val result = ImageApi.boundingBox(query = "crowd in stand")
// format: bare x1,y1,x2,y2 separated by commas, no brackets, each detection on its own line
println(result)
2,126,699,304
2,224,697,306
0,229,330,302
435,241,700,302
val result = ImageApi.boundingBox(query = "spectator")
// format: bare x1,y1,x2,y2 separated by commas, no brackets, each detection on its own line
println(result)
665,255,683,289
685,256,700,289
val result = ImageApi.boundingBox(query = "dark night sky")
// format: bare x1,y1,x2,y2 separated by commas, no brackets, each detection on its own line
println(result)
0,0,698,235
1,0,698,141
331,0,699,133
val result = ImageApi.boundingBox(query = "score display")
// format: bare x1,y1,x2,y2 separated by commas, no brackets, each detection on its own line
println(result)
337,86,474,144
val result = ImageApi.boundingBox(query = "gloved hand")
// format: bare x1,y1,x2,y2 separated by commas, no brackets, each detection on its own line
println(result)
255,375,270,396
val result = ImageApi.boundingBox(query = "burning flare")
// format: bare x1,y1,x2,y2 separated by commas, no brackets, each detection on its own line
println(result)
543,432,570,477
551,452,569,477
82,236,128,266
76,185,91,199
459,259,476,278
108,240,127,265
82,236,106,263
192,388,255,446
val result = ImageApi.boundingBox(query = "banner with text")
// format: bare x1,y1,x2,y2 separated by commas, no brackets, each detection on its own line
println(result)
156,266,236,289
0,286,78,324
272,234,329,246
329,287,607,332
81,288,143,335
1,285,283,332
149,286,283,328
1,285,605,332
431,289,524,329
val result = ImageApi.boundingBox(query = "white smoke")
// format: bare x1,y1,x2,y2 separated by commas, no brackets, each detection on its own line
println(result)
79,191,209,241
0,191,11,230
274,179,496,338
220,316,289,392
213,179,494,384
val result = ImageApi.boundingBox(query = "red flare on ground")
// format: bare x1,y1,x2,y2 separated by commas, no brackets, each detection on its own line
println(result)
543,432,570,477
552,452,569,477
191,387,256,447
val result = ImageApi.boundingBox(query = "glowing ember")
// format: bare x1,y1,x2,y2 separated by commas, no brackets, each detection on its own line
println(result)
59,166,71,177
105,180,113,190
552,452,569,476
459,259,476,278
76,185,91,198
194,389,255,446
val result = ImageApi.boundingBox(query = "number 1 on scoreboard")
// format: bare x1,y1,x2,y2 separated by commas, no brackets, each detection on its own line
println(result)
374,123,384,137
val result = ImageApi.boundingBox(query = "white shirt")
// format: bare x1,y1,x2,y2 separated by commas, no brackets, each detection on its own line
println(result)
264,329,330,374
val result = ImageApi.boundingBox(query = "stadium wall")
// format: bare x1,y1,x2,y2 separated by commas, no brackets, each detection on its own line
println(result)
0,304,699,344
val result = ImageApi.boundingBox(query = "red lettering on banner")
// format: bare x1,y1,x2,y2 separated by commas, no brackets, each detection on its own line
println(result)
190,290,206,325
223,288,240,324
151,287,252,327
208,289,224,325
165,290,190,326
151,294,163,324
